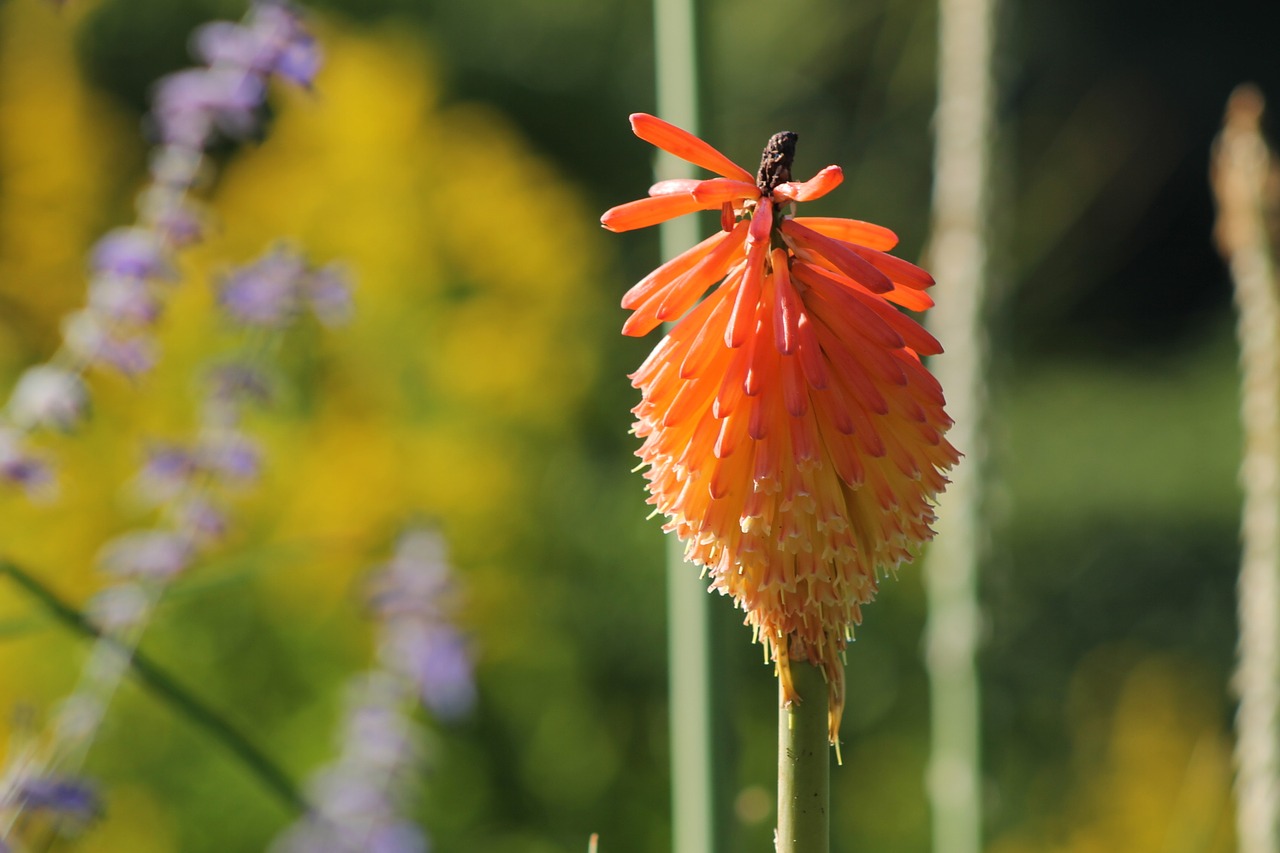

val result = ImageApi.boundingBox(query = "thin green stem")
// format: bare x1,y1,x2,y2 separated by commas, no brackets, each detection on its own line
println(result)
0,560,305,815
776,661,830,853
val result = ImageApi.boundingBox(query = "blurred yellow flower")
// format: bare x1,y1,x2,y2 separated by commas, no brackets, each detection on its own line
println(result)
0,0,132,358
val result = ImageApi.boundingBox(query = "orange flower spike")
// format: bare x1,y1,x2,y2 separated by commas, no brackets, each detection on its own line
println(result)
604,116,956,744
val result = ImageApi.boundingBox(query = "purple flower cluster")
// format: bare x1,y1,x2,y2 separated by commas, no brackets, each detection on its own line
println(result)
272,530,474,852
0,1,318,496
154,2,319,147
368,530,476,719
272,676,429,853
217,246,352,329
9,777,98,823
0,428,52,499
88,358,274,626
0,773,99,846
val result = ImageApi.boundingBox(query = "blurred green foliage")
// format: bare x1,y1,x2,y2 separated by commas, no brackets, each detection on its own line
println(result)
0,0,1268,850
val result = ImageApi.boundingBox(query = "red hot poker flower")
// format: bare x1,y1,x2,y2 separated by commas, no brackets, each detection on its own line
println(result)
603,115,958,742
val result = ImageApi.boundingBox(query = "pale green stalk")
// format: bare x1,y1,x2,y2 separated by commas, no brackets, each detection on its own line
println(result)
652,1,729,851
923,0,997,848
775,662,830,853
1212,86,1280,853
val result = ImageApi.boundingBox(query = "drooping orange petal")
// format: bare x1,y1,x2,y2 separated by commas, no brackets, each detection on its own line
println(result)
713,401,751,458
813,379,856,436
602,192,721,233
649,178,702,196
772,249,802,356
883,284,934,312
849,245,935,290
789,399,822,464
772,165,844,203
721,203,737,232
628,330,681,387
629,113,756,184
713,332,754,417
691,178,760,205
745,271,779,400
898,352,947,407
662,370,717,429
749,197,775,244
747,388,772,441
791,216,899,251
793,311,829,390
678,286,736,379
655,221,750,322
780,352,808,417
812,396,861,485
621,228,727,310
806,320,889,416
726,239,768,348
792,263,905,350
810,336,887,458
781,219,893,294
709,431,751,493
793,254,934,313
852,289,944,355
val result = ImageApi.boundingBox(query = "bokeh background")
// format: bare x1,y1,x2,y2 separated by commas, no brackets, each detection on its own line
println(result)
0,0,1277,849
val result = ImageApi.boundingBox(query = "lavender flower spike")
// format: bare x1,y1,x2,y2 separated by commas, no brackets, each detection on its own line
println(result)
90,228,174,282
217,248,356,329
7,367,88,432
98,530,193,580
369,530,475,718
217,247,307,328
0,0,324,502
272,530,474,852
304,263,355,327
0,427,53,497
10,776,99,823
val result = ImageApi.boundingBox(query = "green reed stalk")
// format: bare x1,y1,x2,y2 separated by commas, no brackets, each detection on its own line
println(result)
652,1,731,851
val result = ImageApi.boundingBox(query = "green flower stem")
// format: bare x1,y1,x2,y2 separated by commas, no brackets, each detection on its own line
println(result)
0,560,305,815
776,661,830,853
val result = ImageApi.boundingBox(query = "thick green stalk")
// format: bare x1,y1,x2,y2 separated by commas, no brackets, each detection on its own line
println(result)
776,661,830,853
